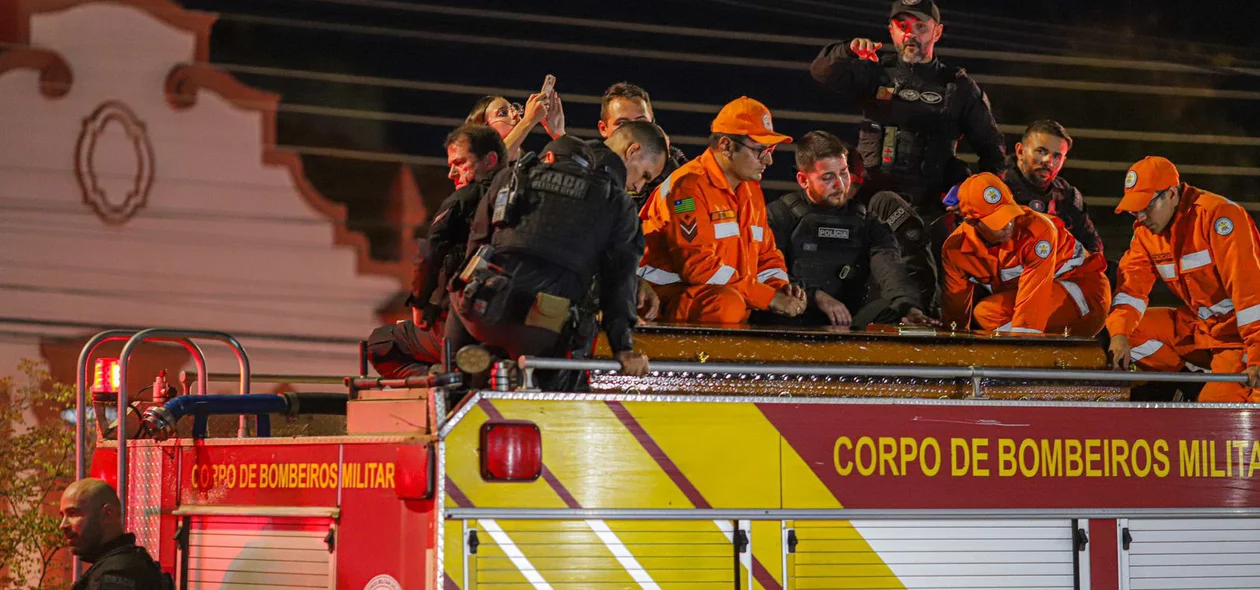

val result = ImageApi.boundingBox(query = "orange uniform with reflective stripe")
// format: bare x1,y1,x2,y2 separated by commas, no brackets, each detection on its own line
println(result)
639,148,790,323
942,207,1110,335
1105,186,1260,402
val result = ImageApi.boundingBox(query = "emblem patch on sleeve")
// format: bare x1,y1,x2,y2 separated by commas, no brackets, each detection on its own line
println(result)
1034,240,1052,259
1215,217,1235,236
674,197,695,214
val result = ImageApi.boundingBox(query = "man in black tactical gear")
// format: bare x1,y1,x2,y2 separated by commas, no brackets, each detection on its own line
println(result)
811,0,1005,217
1003,120,1104,255
448,122,668,376
62,478,170,590
767,131,938,328
810,0,1005,309
597,82,688,211
367,125,506,379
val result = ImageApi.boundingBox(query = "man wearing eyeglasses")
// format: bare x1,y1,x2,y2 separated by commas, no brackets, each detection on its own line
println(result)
941,172,1110,337
639,96,806,323
810,0,1005,269
1106,157,1260,402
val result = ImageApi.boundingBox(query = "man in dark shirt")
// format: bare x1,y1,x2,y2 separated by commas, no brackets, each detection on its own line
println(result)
449,123,667,375
767,131,936,328
61,478,168,590
1003,120,1104,255
367,125,505,378
810,0,1005,221
597,82,688,211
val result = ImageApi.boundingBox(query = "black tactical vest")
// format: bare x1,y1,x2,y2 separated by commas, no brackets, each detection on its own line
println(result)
856,61,963,187
778,194,871,305
490,150,617,279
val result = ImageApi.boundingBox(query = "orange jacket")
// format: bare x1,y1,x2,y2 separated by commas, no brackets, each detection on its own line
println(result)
943,207,1105,333
639,148,790,309
1106,185,1260,364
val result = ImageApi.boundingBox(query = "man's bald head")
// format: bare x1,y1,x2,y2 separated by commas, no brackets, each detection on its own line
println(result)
60,478,124,558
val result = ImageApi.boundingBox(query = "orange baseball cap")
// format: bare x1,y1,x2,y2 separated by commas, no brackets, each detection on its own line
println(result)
711,96,792,146
1116,156,1180,213
958,172,1025,231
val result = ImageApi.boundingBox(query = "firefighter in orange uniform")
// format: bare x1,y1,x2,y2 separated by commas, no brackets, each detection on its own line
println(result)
942,172,1110,336
639,97,806,323
1106,156,1260,402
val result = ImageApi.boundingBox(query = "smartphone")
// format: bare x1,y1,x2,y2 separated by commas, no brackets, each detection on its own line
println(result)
540,74,556,96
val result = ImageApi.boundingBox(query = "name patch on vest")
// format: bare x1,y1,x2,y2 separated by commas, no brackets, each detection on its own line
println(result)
819,227,850,240
532,170,589,199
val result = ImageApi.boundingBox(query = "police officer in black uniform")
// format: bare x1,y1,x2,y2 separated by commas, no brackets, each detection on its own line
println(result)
767,131,938,328
448,122,669,376
366,125,506,378
810,0,1006,310
61,478,171,590
596,81,687,211
1003,120,1104,255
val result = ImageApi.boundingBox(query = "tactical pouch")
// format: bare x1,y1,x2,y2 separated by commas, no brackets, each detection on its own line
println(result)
460,273,515,325
524,292,571,334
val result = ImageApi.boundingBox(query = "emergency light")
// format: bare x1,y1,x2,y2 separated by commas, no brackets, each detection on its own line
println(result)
480,420,542,482
91,357,121,395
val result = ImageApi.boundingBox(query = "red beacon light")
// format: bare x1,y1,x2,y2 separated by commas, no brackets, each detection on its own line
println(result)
91,357,121,395
480,420,542,482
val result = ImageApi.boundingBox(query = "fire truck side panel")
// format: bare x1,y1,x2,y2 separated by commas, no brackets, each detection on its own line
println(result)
339,443,434,589
440,393,1260,590
1123,518,1260,590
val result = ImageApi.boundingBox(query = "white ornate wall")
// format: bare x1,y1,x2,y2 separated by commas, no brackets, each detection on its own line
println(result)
0,0,405,388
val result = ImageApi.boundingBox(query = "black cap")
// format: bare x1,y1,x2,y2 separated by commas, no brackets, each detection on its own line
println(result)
890,0,941,23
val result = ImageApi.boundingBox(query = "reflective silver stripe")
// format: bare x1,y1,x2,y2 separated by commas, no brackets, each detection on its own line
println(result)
1058,280,1090,316
656,175,672,200
708,265,736,285
1181,249,1213,271
968,276,993,293
999,265,1024,282
1196,298,1235,320
638,265,681,285
751,226,764,242
1156,263,1176,279
479,520,553,589
1238,303,1260,327
1112,292,1147,314
714,222,739,239
1055,242,1087,277
996,322,1042,334
757,268,789,283
1129,339,1165,363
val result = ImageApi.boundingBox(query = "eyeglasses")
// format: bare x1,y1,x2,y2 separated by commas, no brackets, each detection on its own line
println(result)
487,102,524,124
1128,189,1169,219
729,137,775,160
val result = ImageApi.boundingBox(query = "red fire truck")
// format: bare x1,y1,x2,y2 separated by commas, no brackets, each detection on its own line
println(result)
76,325,1260,590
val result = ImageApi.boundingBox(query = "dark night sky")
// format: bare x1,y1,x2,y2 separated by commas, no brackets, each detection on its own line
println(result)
176,0,1260,262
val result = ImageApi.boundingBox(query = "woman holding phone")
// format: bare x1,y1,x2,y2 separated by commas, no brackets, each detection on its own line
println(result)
466,75,565,162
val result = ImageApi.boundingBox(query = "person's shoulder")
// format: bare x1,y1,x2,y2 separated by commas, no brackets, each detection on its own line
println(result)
1020,209,1058,238
656,158,707,198
1189,187,1250,239
941,226,970,253
91,551,164,589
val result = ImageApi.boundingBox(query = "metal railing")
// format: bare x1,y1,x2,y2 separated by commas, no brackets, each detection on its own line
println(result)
111,329,251,523
180,370,463,392
517,357,1248,396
